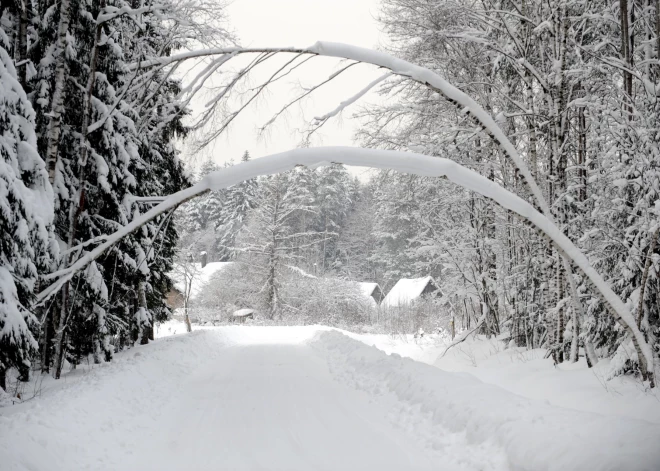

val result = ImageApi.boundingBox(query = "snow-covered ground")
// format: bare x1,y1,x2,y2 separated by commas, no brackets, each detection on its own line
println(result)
433,337,660,425
2,324,659,470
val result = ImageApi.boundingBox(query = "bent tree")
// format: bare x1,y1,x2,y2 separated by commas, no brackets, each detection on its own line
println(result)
35,148,655,385
37,42,656,386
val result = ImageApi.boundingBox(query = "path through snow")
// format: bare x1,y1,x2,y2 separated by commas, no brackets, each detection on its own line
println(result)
2,326,659,470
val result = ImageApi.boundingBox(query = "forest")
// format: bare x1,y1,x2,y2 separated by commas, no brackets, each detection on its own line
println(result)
1,0,659,399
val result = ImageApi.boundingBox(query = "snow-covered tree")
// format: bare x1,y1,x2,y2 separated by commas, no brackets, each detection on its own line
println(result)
0,32,53,389
237,171,323,318
216,151,257,258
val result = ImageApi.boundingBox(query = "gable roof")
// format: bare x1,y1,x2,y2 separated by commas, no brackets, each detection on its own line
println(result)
358,282,379,298
356,282,383,305
382,276,437,308
233,308,255,317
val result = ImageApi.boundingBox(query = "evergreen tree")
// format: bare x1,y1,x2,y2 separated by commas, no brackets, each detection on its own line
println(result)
314,164,352,272
0,33,53,389
217,151,257,258
335,180,379,281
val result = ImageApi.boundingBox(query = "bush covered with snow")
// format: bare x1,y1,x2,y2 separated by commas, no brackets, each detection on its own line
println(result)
193,262,373,328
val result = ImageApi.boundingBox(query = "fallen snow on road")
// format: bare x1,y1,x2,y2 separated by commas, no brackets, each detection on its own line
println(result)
2,326,659,471
312,330,660,471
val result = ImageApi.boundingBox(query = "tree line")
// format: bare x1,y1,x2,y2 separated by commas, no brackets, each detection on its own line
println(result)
1,0,658,395
0,0,230,392
354,0,660,376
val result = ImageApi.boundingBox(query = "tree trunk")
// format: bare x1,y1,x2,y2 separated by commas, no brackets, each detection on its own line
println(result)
138,281,151,345
267,245,277,319
184,278,192,332
577,107,587,203
620,0,633,117
17,0,28,89
638,227,660,328
562,257,586,364
556,255,565,363
52,287,70,379
40,310,52,373
51,1,108,377
570,307,580,363
44,0,72,183
584,340,598,367
656,0,660,78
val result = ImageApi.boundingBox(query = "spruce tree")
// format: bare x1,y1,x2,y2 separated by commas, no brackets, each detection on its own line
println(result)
217,151,257,259
0,36,53,389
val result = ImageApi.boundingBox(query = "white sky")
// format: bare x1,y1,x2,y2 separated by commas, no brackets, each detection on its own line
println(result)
181,0,384,179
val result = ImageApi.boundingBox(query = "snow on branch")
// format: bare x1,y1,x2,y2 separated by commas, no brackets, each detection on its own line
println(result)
309,72,392,133
127,41,549,216
34,146,652,371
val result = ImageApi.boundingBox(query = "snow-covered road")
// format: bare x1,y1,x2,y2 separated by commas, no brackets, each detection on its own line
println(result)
2,326,659,471
145,344,443,470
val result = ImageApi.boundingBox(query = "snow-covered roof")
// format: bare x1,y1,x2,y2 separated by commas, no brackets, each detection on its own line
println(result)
233,309,255,317
170,262,234,300
358,282,379,298
382,276,436,308
355,282,382,305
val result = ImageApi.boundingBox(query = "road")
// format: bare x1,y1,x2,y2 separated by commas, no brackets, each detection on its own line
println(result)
143,343,443,470
0,327,505,470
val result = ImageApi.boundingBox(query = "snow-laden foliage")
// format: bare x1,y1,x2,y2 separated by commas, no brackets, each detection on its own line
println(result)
351,0,660,377
0,0,231,388
0,34,53,389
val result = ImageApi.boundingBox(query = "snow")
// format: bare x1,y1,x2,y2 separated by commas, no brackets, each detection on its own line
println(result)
0,267,38,350
232,308,255,317
433,336,660,425
3,325,659,471
356,281,379,305
358,281,378,296
0,326,496,470
312,329,660,471
313,72,391,124
382,276,435,308
169,261,233,300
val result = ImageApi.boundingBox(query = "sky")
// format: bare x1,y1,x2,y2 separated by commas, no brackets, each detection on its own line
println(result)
181,0,384,179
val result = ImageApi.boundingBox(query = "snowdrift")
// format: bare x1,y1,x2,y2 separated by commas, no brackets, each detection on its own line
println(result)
309,330,660,471
0,331,227,471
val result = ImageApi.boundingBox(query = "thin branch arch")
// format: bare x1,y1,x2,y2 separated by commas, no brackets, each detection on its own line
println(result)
34,147,653,374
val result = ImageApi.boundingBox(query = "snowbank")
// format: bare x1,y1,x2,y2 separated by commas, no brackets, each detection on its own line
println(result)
0,331,226,470
310,330,660,471
434,336,660,425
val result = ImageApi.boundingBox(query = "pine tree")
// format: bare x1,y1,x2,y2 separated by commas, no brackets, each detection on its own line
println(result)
336,180,379,281
27,0,193,376
217,151,257,259
0,33,53,389
314,164,352,272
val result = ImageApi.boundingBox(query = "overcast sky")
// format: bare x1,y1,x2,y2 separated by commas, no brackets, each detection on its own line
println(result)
182,0,384,179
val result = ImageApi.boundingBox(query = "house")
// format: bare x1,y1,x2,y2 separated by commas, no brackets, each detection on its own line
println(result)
357,282,385,305
232,308,255,323
382,276,439,308
166,261,234,310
